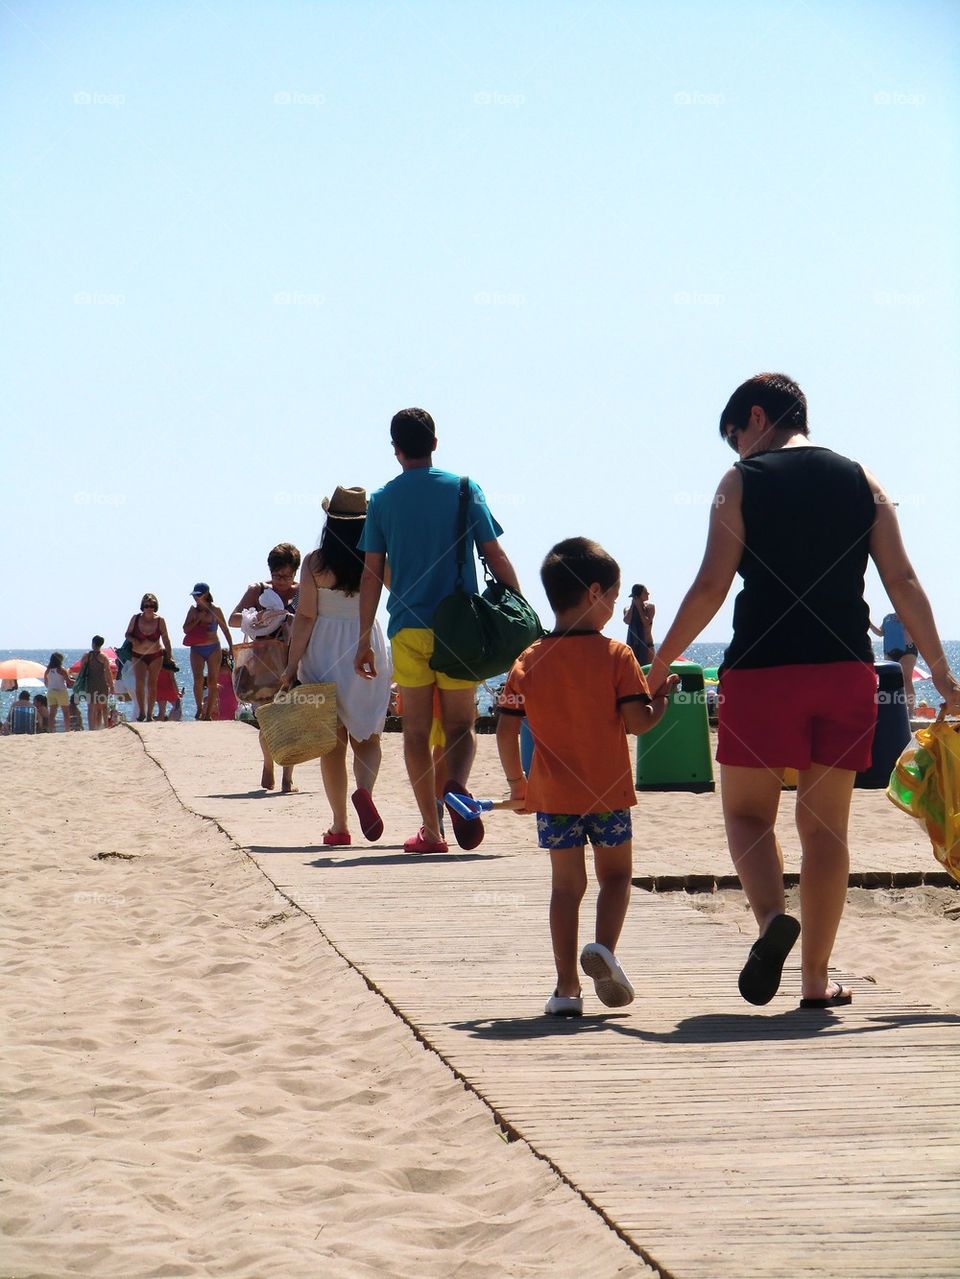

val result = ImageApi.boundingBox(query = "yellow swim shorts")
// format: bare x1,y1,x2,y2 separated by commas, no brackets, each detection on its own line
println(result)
391,628,477,691
46,688,69,708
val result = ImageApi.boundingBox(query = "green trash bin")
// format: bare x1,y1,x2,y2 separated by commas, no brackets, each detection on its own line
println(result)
636,660,715,793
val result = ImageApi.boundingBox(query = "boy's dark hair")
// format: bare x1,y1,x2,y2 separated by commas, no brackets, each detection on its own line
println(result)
719,372,808,440
317,517,364,594
92,635,104,649
541,537,620,613
17,690,30,702
267,542,301,572
390,407,436,459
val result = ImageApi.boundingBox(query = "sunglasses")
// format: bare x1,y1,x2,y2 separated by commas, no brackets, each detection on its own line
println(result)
724,425,742,452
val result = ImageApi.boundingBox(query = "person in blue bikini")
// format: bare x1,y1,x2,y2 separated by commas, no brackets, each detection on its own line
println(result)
183,583,233,720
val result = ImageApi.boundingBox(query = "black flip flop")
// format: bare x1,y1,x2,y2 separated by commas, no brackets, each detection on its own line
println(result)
738,913,801,1005
799,983,853,1009
443,783,485,851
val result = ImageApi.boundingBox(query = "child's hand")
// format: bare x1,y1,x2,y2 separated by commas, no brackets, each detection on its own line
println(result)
507,775,528,814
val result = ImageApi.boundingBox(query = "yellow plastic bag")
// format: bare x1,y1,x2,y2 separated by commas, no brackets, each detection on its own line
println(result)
887,709,960,882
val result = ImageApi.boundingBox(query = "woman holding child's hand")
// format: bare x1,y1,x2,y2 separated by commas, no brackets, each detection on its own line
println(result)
649,372,960,1013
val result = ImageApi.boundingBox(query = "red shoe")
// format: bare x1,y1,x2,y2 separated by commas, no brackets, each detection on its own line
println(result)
351,788,384,841
322,829,352,847
403,826,448,854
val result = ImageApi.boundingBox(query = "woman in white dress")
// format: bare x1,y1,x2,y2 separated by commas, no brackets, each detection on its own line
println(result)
282,486,392,846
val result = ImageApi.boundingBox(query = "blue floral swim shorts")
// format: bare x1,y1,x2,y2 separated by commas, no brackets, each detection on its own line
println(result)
536,810,632,850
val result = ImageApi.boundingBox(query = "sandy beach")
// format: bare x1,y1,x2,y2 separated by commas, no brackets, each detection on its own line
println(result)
3,724,958,1278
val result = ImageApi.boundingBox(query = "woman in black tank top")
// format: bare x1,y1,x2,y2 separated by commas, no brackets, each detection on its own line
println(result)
647,374,959,1010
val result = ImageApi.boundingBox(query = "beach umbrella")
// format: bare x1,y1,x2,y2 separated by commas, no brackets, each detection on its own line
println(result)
0,658,46,681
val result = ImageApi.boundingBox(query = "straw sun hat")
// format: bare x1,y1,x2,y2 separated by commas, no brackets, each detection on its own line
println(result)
322,486,368,519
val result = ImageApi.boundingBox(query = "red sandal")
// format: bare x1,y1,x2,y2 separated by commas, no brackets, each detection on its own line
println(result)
322,829,352,847
402,826,448,854
351,788,384,841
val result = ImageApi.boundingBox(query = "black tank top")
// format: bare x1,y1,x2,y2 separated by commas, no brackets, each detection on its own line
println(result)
723,446,875,671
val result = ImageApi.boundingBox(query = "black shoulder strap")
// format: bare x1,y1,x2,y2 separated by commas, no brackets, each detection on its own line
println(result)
453,475,470,583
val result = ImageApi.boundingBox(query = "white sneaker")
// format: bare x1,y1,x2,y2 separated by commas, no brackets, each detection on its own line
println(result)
580,943,635,1007
544,990,583,1017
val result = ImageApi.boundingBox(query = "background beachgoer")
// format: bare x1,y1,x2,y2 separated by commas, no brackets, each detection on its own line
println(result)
648,372,960,1011
43,652,73,733
77,635,115,730
5,690,37,735
623,584,655,666
125,593,173,722
284,487,391,845
156,660,182,722
870,612,918,716
229,542,301,793
33,693,49,733
183,583,233,720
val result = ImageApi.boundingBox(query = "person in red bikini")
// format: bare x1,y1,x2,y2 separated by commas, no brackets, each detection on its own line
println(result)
649,373,960,1011
125,594,174,723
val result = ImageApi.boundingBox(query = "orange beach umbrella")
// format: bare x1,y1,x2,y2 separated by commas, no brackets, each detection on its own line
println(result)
0,658,47,681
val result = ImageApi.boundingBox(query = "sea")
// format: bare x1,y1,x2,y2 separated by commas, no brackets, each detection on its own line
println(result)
2,641,956,731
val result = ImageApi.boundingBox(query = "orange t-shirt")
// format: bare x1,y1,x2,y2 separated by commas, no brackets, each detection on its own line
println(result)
500,633,649,814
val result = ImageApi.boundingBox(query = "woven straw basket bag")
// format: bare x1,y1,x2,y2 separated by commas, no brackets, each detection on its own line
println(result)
257,682,339,766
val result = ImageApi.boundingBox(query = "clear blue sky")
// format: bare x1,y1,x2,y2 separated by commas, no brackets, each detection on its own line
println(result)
3,0,957,649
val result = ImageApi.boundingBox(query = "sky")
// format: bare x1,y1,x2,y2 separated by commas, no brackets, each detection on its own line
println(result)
2,0,958,649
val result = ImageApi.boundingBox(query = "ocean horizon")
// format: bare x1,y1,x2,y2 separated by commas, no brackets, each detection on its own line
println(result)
3,641,956,728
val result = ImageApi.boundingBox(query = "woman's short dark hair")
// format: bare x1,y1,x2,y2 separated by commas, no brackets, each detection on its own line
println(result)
267,543,301,572
390,407,436,459
92,635,105,649
141,593,158,610
541,537,620,613
317,516,364,594
719,372,808,440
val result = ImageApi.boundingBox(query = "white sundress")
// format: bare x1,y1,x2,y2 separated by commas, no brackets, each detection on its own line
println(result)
297,585,392,742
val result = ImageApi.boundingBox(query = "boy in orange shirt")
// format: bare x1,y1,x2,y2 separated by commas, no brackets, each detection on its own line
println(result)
497,538,676,1017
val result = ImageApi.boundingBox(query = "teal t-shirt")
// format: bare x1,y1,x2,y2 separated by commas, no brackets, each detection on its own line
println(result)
359,468,504,637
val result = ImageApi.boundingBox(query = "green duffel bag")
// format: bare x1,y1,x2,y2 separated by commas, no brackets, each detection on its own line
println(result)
429,477,544,682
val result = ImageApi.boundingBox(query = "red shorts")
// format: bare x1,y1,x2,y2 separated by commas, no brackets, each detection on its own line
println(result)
717,662,877,772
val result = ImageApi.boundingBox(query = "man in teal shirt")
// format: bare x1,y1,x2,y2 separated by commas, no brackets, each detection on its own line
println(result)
356,407,521,853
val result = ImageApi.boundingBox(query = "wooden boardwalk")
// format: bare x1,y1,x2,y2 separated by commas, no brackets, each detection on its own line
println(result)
137,724,960,1279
